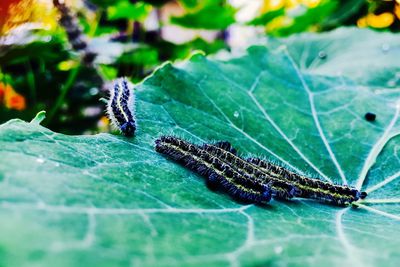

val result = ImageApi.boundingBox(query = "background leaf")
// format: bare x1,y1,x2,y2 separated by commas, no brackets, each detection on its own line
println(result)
320,0,366,29
272,28,400,85
248,8,285,26
272,1,338,36
171,1,236,30
107,1,153,21
1,28,400,266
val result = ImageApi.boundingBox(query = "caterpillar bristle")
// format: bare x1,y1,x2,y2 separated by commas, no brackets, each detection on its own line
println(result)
246,157,366,205
155,136,367,207
206,141,237,155
155,136,272,204
202,143,298,200
106,78,136,137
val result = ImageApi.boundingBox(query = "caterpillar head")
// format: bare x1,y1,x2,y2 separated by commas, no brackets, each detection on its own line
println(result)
120,121,136,137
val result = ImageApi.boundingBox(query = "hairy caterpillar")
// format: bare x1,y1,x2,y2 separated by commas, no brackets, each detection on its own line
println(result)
203,141,366,205
53,0,97,66
106,78,136,137
246,157,367,205
155,136,298,203
156,136,367,206
203,142,299,200
155,136,272,203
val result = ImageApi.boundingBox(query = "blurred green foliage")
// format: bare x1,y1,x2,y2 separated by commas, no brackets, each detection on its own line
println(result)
107,1,153,21
171,0,236,29
0,0,399,134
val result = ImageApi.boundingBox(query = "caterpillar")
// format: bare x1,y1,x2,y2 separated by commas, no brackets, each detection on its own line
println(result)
53,0,97,66
203,141,366,205
155,136,272,203
106,78,136,137
155,136,298,203
203,142,299,200
155,136,367,206
246,157,367,205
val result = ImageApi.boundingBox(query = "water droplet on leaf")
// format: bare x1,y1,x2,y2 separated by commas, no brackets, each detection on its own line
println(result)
233,111,239,118
274,246,283,254
381,44,390,53
318,51,327,59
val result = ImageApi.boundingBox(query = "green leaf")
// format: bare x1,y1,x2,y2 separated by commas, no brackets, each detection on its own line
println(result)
107,1,152,21
178,0,219,10
273,28,400,85
117,47,159,66
171,2,236,30
97,65,118,80
320,0,366,29
248,8,285,26
178,0,199,9
2,28,400,266
272,1,338,36
30,111,46,125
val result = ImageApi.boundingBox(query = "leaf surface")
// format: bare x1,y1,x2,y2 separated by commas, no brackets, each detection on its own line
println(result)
1,28,400,267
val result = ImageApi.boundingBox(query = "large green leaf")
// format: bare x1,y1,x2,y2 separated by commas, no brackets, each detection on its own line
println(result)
273,28,400,84
1,28,400,266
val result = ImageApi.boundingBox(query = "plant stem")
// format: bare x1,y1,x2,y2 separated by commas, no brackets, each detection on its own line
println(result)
46,66,80,125
25,60,36,106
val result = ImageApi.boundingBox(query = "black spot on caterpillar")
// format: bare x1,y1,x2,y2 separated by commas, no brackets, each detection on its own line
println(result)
53,0,97,66
246,157,367,206
106,78,136,137
364,112,376,122
155,136,272,203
